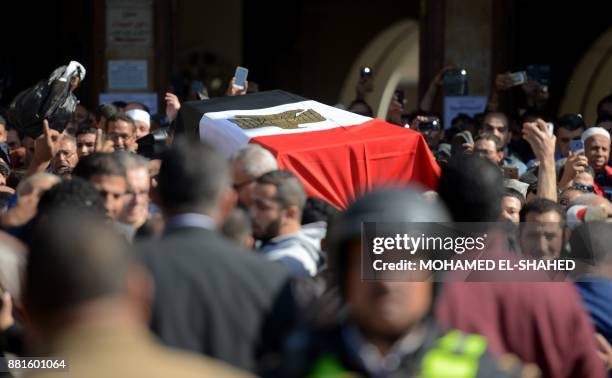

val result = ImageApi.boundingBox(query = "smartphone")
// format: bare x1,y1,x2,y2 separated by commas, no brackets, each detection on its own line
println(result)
546,122,554,136
502,166,519,179
570,139,585,155
508,71,527,87
233,66,249,90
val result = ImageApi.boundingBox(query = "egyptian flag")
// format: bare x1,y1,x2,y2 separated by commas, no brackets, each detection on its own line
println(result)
176,90,440,209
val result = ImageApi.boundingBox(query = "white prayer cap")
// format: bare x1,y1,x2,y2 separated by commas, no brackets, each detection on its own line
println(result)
125,109,150,127
581,127,610,143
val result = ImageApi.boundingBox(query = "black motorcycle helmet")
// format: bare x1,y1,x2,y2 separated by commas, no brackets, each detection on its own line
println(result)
326,187,451,297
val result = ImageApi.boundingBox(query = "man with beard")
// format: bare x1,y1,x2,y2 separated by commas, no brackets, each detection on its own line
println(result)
250,170,324,277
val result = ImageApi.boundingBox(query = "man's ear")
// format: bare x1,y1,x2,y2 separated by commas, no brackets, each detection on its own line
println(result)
284,205,301,223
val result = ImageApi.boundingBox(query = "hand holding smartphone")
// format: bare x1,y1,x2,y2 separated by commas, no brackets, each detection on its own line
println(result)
233,66,249,91
570,139,585,156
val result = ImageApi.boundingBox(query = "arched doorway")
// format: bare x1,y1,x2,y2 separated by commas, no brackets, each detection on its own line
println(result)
559,27,612,125
339,20,419,120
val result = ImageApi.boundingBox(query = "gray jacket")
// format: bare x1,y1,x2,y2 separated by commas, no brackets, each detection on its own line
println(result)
258,221,326,277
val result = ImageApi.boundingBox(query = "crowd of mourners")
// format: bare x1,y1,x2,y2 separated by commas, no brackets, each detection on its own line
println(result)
0,61,611,378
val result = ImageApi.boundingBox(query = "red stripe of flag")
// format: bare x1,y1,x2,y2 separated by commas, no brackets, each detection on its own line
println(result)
251,119,440,209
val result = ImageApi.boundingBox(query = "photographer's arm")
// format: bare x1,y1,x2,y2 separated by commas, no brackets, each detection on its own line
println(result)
523,119,557,202
420,66,451,112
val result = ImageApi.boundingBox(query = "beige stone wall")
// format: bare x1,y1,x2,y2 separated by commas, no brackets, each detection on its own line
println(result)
176,0,242,65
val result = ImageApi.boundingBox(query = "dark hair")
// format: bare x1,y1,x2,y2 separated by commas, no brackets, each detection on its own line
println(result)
36,177,106,217
256,170,307,211
221,208,252,245
438,154,504,222
111,101,127,109
7,169,26,189
73,152,126,180
75,125,98,137
596,113,612,126
105,114,136,133
301,197,338,225
95,104,119,122
0,115,6,126
157,138,230,213
0,191,12,211
482,112,509,131
555,113,585,133
596,94,612,117
519,198,564,223
0,160,10,179
475,132,503,151
26,210,132,326
504,188,526,209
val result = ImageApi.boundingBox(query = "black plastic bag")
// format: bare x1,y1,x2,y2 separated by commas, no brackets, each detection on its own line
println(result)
8,62,84,139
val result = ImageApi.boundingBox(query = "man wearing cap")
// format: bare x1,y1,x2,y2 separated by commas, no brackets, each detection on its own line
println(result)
126,109,151,140
582,127,612,199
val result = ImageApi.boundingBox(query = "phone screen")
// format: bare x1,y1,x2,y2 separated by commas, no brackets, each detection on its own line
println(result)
570,139,585,155
509,71,527,86
502,166,519,179
234,66,249,90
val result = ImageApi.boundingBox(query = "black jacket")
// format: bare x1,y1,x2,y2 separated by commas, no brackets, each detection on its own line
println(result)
139,226,296,372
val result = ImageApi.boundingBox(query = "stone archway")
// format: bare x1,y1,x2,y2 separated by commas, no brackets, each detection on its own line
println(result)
339,20,419,120
559,27,612,124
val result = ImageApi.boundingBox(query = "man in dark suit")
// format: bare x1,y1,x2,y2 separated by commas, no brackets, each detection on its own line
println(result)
138,138,294,372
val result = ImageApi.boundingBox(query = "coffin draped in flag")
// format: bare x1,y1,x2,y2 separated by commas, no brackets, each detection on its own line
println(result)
176,90,440,209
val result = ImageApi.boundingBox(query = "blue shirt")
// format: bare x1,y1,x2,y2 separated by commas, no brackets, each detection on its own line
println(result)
575,278,612,344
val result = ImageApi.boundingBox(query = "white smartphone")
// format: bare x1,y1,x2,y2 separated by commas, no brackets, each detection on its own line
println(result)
233,66,249,90
546,122,554,136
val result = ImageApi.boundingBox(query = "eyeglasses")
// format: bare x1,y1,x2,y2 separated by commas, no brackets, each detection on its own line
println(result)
571,183,594,193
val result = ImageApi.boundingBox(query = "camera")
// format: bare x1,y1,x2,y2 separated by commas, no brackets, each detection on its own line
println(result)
136,127,170,160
